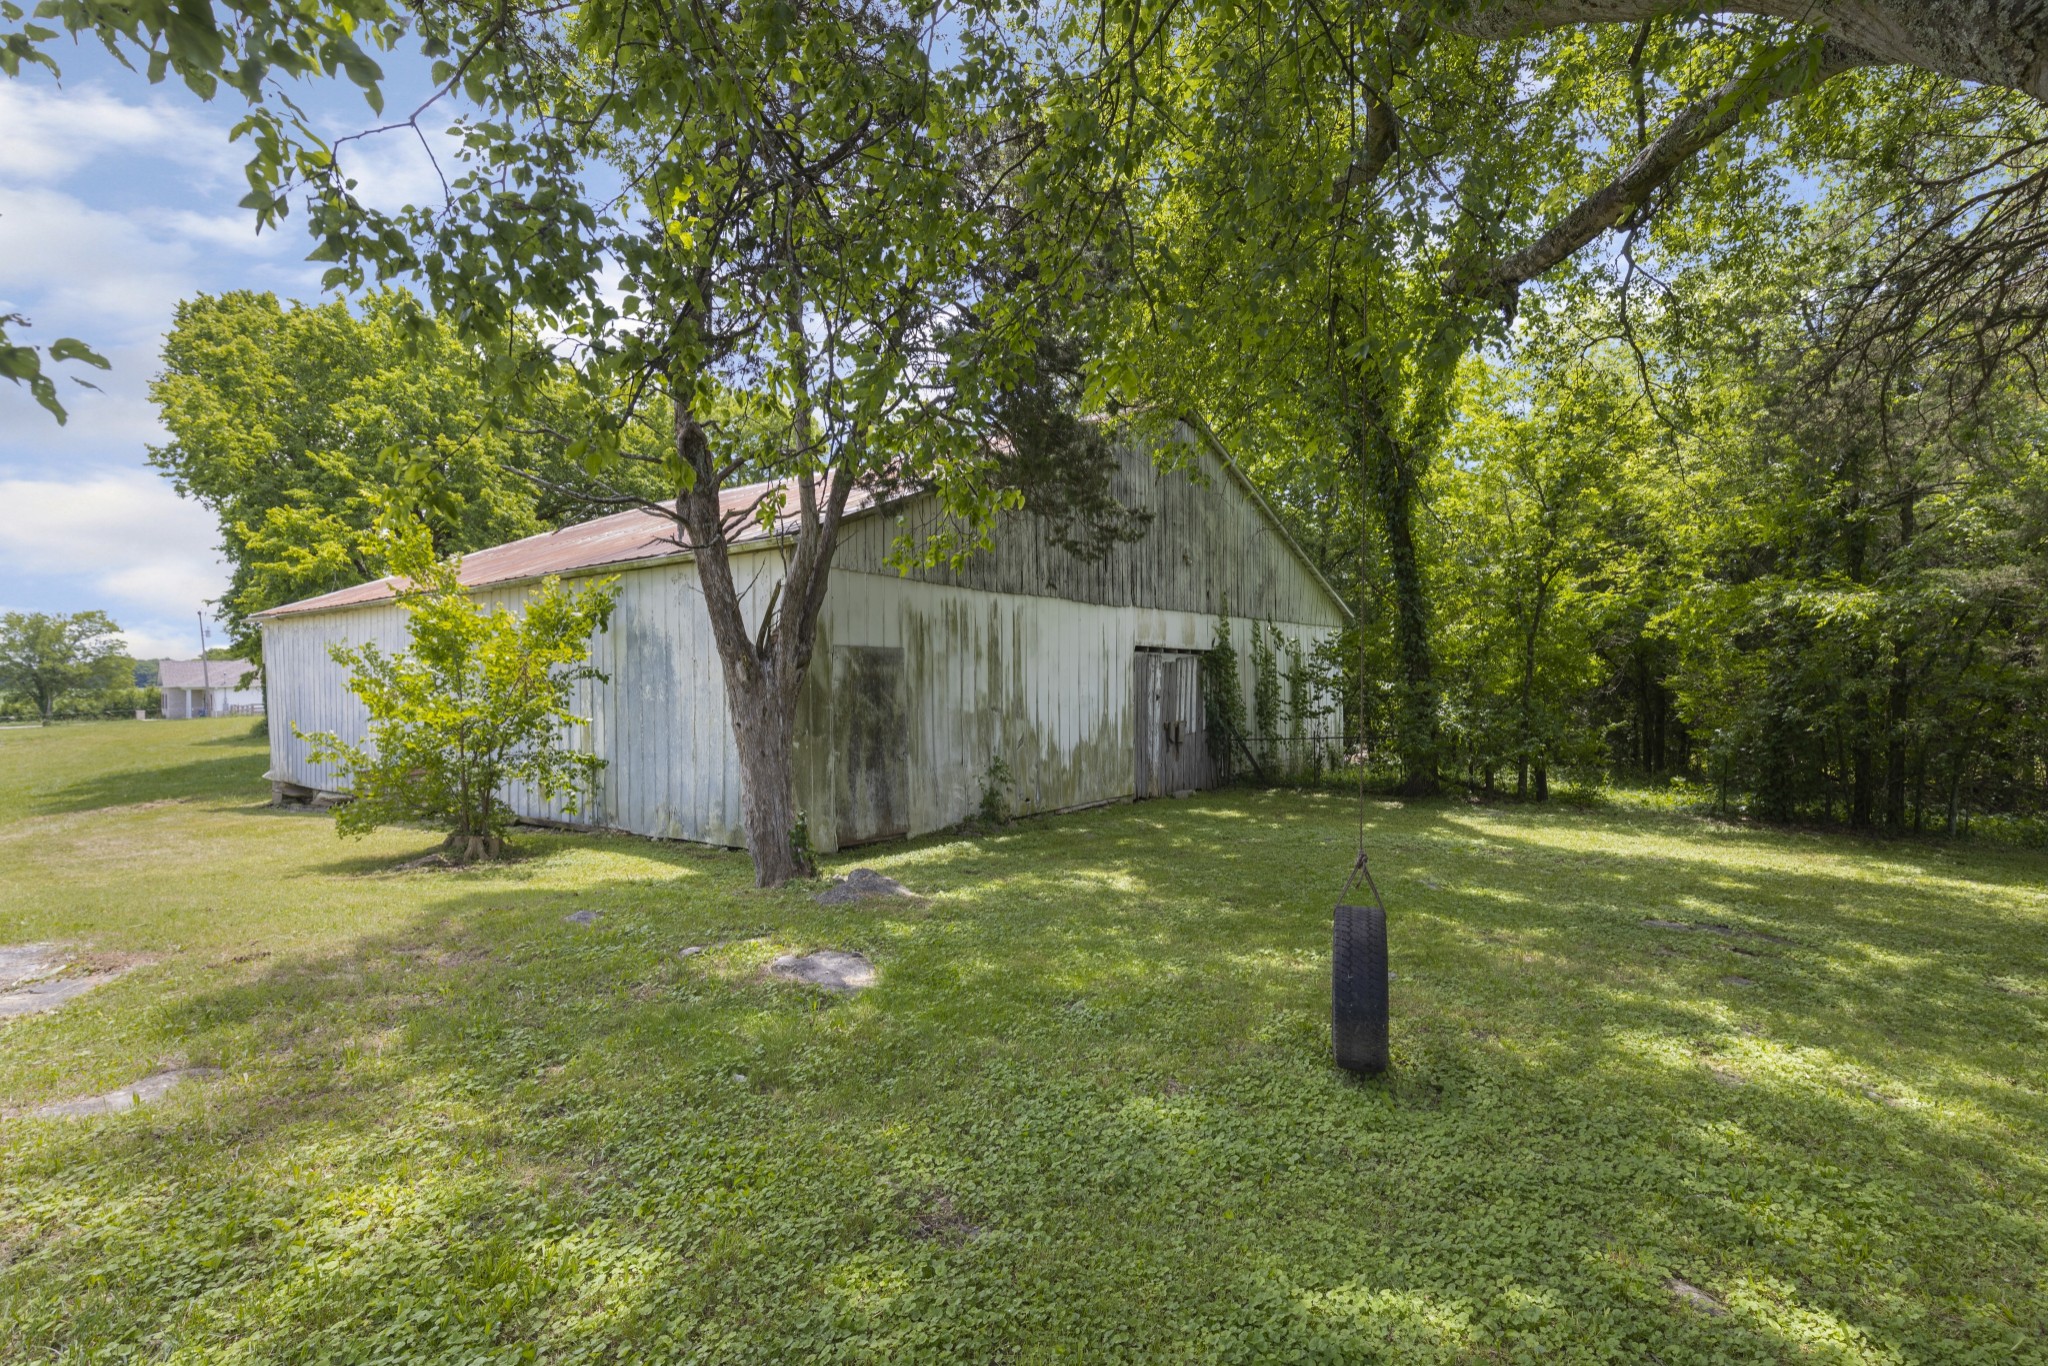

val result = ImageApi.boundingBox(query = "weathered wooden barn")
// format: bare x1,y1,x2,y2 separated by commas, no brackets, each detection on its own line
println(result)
257,421,1348,852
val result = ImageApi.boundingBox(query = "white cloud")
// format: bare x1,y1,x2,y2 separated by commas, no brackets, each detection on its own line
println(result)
158,208,298,256
0,185,201,338
0,470,228,622
0,80,241,188
118,624,220,662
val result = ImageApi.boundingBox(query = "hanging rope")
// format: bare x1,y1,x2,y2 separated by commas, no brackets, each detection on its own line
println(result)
1339,590,1378,910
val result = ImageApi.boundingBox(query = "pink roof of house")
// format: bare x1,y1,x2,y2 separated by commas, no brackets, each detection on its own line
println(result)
160,658,259,689
254,477,890,621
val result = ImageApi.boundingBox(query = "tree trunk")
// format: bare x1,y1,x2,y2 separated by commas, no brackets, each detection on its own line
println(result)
671,348,850,887
1849,703,1875,828
1361,413,1438,796
1884,494,1917,830
724,659,811,885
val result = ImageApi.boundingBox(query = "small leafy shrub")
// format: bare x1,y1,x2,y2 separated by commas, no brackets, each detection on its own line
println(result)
978,753,1015,826
789,810,816,871
298,522,618,862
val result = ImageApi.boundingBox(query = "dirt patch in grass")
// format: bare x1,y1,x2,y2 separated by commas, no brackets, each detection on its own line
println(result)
905,1187,980,1246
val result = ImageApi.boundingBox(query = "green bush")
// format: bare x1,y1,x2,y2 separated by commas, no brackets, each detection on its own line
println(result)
297,522,618,861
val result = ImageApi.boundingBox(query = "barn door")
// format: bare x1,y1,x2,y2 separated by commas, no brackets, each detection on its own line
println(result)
835,646,910,846
1133,649,1209,799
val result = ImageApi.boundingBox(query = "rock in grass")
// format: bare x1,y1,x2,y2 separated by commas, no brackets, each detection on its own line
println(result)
0,943,66,991
0,950,129,1023
563,909,600,926
1666,1277,1726,1315
813,868,916,905
767,950,876,992
9,1067,222,1120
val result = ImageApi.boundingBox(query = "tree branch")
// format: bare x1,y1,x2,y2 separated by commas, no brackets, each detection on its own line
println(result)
1446,0,2048,103
1456,36,1872,313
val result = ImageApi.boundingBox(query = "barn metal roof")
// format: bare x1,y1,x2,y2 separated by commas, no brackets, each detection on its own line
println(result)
252,424,1350,624
159,658,260,689
253,478,887,621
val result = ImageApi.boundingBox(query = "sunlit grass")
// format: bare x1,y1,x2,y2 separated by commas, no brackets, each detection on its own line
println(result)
1,720,2044,1362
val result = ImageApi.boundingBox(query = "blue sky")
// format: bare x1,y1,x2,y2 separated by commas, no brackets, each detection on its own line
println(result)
0,43,446,659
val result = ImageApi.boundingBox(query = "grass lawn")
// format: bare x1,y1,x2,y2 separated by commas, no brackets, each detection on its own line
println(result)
2,719,2045,1363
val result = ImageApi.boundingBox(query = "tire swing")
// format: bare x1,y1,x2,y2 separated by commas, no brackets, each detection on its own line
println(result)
1332,844,1390,1074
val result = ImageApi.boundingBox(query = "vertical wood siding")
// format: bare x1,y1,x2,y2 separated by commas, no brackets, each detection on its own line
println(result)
262,425,1345,854
830,422,1347,629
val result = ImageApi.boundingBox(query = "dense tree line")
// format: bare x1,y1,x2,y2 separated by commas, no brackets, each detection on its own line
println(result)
1245,79,2048,831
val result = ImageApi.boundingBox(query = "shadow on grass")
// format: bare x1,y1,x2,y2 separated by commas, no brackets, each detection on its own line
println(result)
29,751,272,817
5,794,2044,1361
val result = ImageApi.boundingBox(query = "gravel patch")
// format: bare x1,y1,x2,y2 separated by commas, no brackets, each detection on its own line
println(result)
813,869,917,905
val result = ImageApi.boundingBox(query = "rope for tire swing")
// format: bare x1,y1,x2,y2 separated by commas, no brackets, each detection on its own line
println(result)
1332,626,1390,1075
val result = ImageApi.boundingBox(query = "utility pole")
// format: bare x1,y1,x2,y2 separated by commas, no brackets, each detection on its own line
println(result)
197,609,212,718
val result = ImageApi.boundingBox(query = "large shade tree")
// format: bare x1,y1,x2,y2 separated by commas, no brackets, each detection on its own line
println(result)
293,0,1041,885
0,611,128,724
151,289,674,652
1050,0,2048,791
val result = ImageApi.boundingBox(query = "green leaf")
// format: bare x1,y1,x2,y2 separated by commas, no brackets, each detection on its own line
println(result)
47,338,110,370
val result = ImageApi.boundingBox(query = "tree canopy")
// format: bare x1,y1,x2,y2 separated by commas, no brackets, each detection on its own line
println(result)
0,611,129,724
5,0,2048,849
149,289,669,652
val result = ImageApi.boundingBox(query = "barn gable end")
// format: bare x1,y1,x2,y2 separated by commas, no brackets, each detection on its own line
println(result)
830,420,1347,628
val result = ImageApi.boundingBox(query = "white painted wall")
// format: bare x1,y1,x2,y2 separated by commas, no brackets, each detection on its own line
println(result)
263,553,1337,852
261,430,1347,852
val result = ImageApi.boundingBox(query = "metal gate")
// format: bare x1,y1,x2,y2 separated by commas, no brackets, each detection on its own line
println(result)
1133,649,1212,799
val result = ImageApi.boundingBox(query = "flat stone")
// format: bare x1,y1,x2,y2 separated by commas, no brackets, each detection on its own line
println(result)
563,909,600,926
0,970,127,1020
767,949,876,992
678,945,705,958
11,1066,222,1119
0,943,67,991
1721,975,1757,988
813,868,917,905
1667,1277,1725,1316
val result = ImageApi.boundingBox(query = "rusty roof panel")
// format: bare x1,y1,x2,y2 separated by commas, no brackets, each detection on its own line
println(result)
255,478,886,621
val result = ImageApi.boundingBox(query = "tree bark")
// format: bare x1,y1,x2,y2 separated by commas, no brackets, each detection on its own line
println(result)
1447,1,2048,104
672,382,852,887
1884,492,1917,829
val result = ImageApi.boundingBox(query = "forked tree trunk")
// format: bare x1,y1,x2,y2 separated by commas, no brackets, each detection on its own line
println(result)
672,377,852,888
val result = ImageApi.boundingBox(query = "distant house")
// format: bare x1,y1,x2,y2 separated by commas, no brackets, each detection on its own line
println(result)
257,423,1348,851
158,658,263,719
